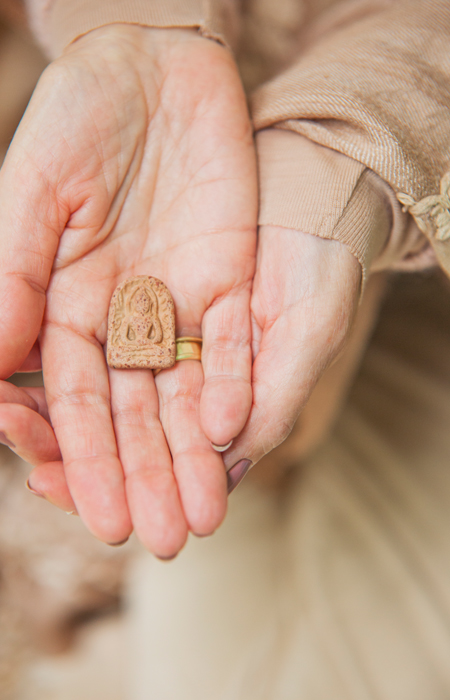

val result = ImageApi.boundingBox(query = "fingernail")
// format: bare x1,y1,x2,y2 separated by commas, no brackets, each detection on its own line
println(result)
107,538,129,547
26,479,46,499
66,511,78,516
156,553,177,561
0,431,16,449
211,439,233,453
192,531,215,538
227,459,252,494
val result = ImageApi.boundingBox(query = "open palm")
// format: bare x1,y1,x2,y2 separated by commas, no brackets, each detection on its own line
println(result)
0,26,257,556
222,225,362,477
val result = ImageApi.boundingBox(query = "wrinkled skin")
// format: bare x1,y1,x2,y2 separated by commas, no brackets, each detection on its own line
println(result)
0,26,257,556
0,25,361,557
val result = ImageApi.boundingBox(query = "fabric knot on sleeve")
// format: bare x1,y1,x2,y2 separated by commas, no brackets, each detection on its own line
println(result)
397,172,450,243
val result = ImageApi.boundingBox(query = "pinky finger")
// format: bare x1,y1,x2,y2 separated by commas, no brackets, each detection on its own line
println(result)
28,461,77,513
0,402,61,465
16,340,42,373
0,404,75,510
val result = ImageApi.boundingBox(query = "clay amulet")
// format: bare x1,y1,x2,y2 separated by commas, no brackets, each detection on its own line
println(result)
106,276,176,370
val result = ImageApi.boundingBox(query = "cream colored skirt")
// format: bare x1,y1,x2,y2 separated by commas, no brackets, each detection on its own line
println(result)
126,272,450,700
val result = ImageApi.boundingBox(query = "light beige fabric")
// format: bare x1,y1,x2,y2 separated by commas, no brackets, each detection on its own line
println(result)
24,0,240,56
256,129,419,277
20,0,450,279
252,0,450,275
126,271,450,700
0,19,46,163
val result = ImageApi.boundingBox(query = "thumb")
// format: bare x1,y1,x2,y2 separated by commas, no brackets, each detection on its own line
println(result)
224,229,361,489
0,141,68,378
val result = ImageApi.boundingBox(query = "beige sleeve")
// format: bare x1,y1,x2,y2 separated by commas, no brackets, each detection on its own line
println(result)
22,0,449,278
257,129,433,281
24,0,239,57
0,0,28,27
252,0,450,277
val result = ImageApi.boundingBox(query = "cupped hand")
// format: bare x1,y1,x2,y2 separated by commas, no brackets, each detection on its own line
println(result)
222,225,362,490
0,25,257,555
0,379,76,511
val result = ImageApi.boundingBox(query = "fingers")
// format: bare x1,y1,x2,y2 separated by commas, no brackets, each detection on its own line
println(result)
223,313,319,469
0,378,48,422
17,341,42,373
200,285,253,447
157,361,227,536
0,402,61,465
223,227,361,473
109,368,188,558
25,386,52,422
28,462,77,513
0,154,65,378
0,380,41,413
41,323,132,545
0,379,55,459
0,275,46,379
0,382,76,511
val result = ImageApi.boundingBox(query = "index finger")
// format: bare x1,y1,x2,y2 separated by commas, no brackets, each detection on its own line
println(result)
0,143,67,378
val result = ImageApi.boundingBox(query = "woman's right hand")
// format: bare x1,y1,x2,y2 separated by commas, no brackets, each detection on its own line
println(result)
0,379,76,511
0,24,257,556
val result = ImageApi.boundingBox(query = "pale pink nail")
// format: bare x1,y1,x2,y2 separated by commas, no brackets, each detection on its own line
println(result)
107,538,129,547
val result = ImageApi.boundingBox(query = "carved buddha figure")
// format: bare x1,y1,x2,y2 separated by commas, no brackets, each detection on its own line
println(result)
120,284,163,345
107,275,175,369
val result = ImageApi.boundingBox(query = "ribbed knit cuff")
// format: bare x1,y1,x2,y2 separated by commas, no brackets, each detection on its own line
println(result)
256,128,433,283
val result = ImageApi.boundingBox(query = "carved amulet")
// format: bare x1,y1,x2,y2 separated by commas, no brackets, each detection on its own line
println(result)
107,276,176,370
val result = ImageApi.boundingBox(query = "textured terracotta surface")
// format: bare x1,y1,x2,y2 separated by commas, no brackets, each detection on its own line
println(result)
107,276,176,370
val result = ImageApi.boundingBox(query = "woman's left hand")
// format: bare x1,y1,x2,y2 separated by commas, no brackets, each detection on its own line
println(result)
222,225,362,490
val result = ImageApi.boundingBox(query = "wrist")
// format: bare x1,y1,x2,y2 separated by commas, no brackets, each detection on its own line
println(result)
256,129,390,287
60,22,234,82
51,20,241,126
33,0,234,59
257,225,361,341
63,23,210,55
61,23,225,71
